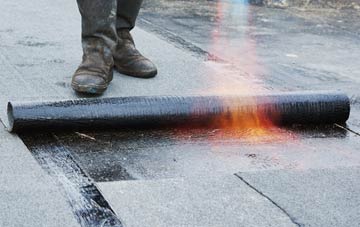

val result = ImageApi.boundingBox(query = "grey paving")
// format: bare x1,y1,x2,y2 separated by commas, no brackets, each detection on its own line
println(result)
98,174,297,227
237,167,360,227
0,124,79,227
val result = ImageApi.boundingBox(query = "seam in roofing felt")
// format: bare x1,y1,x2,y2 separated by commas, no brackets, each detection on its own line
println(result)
138,18,225,62
138,18,266,82
234,173,303,227
21,133,124,227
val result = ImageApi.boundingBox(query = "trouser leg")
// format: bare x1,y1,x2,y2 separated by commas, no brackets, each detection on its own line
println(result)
116,0,143,30
72,0,118,94
77,0,118,54
113,0,157,78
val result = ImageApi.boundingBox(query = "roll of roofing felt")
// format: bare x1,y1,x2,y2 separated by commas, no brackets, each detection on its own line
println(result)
7,92,350,133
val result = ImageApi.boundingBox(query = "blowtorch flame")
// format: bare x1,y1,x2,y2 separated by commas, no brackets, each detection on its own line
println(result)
204,0,288,142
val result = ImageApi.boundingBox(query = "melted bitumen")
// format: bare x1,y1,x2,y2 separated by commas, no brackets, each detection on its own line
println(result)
20,123,353,182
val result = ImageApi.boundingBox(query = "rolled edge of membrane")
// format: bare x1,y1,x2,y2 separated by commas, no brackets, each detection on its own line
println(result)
6,92,352,133
343,93,351,123
7,102,15,132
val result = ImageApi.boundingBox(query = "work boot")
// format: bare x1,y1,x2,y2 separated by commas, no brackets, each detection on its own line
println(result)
114,0,157,78
72,0,118,94
72,39,114,94
113,29,157,78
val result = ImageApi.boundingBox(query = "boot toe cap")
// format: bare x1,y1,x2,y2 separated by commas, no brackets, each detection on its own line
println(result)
139,59,157,73
134,59,157,75
71,74,108,94
115,58,158,78
72,74,106,86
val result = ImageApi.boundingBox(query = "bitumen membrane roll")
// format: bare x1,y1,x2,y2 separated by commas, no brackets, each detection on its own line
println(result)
7,92,350,133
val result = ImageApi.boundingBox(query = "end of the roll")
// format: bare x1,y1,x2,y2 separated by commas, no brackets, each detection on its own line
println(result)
340,93,351,124
346,96,351,122
7,102,15,132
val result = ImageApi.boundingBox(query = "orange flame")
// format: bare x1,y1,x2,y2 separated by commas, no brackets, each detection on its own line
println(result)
204,1,286,142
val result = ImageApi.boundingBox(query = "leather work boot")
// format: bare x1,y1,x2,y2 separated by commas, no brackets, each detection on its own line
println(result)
114,0,157,78
72,39,114,94
72,0,118,94
113,29,157,78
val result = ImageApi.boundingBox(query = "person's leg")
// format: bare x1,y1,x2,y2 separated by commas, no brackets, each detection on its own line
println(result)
116,0,143,30
113,0,157,78
72,0,118,94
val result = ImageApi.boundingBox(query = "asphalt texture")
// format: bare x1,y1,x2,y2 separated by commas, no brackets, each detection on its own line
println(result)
1,0,360,226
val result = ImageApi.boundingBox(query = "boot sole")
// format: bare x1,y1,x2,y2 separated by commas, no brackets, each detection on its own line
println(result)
114,65,157,79
71,82,108,95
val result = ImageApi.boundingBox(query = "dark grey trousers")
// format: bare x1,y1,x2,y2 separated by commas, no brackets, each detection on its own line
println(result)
77,0,143,52
116,0,143,30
